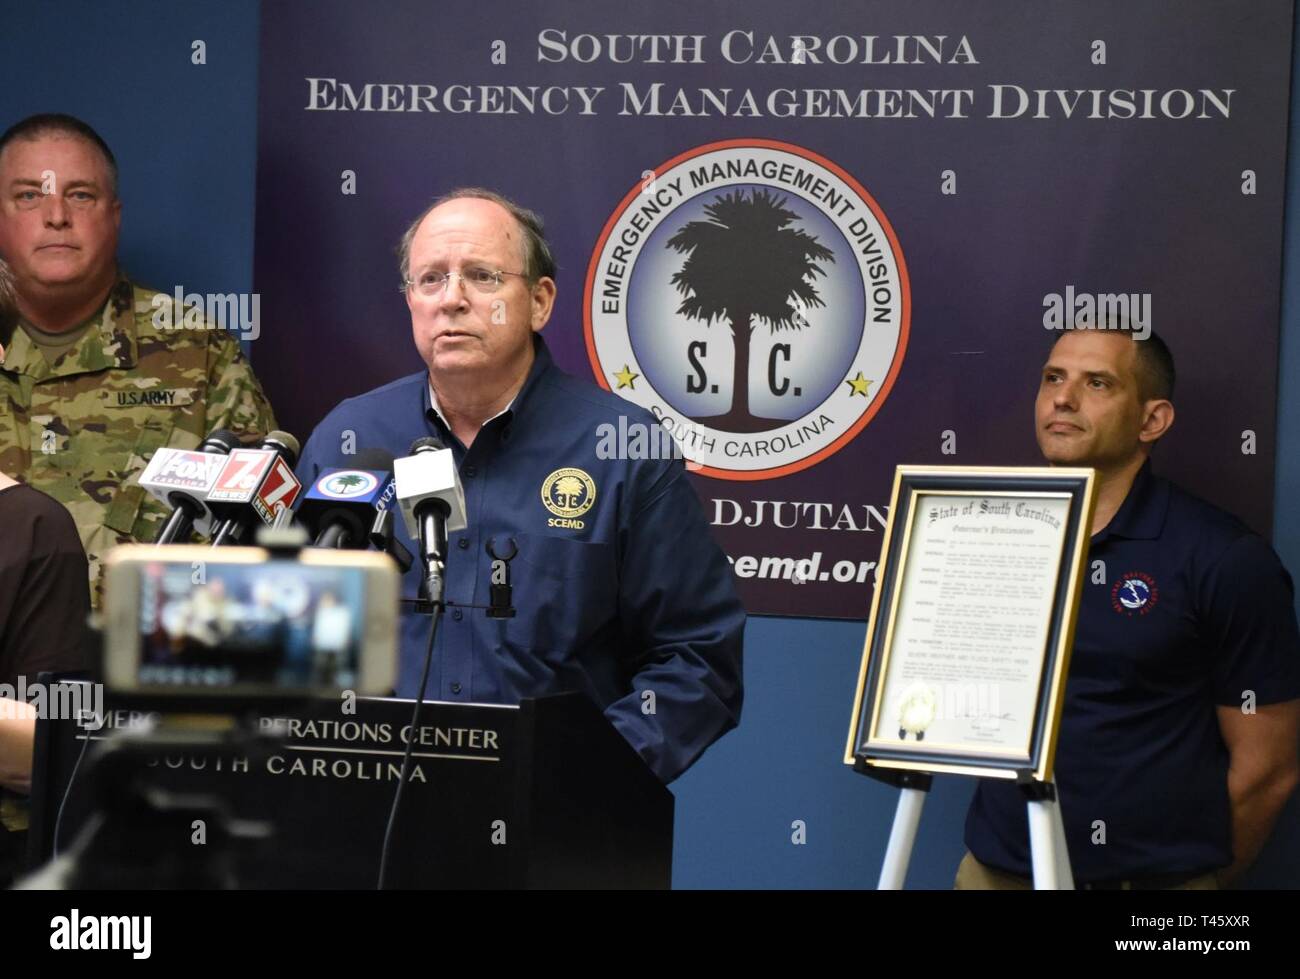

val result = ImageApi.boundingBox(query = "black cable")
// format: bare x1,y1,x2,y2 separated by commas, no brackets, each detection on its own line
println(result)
376,604,440,890
52,722,95,858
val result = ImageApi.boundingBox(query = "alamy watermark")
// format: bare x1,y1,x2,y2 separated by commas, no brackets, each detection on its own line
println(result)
1042,286,1151,340
0,676,103,721
891,681,1006,740
151,287,261,341
596,414,704,470
50,909,151,958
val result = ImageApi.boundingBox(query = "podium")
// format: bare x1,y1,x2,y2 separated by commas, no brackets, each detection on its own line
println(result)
27,689,673,888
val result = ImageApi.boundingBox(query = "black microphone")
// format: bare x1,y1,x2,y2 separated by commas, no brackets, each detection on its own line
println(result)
209,430,303,546
369,509,414,574
394,436,466,607
145,429,243,544
296,449,398,549
199,430,245,454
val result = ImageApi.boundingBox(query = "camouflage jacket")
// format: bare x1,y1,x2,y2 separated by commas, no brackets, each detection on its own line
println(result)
0,275,277,605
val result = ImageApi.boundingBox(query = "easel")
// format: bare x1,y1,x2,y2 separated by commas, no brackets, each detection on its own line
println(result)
864,763,1075,890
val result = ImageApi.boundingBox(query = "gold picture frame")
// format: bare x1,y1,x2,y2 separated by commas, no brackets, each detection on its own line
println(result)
844,466,1096,782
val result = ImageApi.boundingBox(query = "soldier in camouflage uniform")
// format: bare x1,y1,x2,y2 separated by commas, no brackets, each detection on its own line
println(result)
0,114,276,606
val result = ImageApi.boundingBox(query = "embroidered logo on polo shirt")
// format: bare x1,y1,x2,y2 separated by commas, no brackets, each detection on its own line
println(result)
541,468,596,530
1111,572,1159,616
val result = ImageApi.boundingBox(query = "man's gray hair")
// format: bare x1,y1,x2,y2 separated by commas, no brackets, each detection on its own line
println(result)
395,187,557,287
0,113,119,199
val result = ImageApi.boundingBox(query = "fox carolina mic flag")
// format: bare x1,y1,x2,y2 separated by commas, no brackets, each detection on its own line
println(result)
252,0,1293,618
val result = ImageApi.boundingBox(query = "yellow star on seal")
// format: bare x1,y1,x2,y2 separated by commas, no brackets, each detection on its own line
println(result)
845,371,873,397
613,364,640,390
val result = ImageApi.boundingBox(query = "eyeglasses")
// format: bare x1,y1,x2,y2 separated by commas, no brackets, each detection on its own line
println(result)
402,266,528,296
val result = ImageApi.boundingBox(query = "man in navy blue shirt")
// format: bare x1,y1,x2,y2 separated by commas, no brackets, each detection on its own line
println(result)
296,188,744,783
959,325,1300,888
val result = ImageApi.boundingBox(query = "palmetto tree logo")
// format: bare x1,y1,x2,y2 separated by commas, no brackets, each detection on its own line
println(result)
332,474,367,492
552,475,585,509
542,467,596,519
321,470,380,498
585,139,909,481
668,188,834,432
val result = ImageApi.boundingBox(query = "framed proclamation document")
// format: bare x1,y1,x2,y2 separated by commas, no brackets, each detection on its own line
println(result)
845,466,1096,782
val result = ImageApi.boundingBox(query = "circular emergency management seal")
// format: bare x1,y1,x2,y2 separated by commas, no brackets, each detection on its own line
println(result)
318,470,380,500
542,467,597,518
584,138,910,480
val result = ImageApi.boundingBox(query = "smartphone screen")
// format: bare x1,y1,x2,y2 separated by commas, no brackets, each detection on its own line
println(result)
137,560,371,690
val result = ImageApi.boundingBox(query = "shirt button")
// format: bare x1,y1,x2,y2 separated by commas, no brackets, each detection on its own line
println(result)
452,609,464,621
451,682,462,694
464,465,477,478
457,538,469,550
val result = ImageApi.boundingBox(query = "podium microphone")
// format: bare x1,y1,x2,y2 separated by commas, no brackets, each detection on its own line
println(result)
209,431,303,546
296,449,398,549
379,436,466,890
394,436,466,607
143,429,243,544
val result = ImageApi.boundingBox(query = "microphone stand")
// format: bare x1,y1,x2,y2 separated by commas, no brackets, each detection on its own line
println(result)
377,501,449,889
419,504,450,608
154,494,198,544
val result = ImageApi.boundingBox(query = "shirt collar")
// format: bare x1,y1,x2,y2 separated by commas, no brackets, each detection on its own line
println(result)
1094,457,1169,543
423,334,554,433
0,271,137,379
427,379,514,427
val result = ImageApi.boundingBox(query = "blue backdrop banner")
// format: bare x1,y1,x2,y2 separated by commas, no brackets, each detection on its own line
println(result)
253,0,1294,618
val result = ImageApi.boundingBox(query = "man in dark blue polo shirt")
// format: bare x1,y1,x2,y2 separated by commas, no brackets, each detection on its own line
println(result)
296,188,744,784
959,325,1300,888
